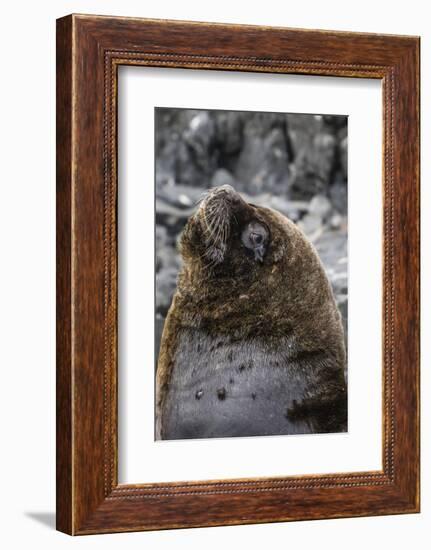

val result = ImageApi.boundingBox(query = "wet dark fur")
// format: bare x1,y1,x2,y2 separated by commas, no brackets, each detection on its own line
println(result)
156,185,347,439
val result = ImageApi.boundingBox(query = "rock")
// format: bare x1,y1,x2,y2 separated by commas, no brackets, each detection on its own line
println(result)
329,180,348,214
156,266,178,317
155,109,218,188
156,224,168,248
156,222,182,275
172,139,206,187
155,200,194,236
184,112,216,172
331,272,348,296
288,114,338,199
313,132,337,177
322,115,348,133
339,135,348,180
268,196,302,222
315,230,347,265
156,183,204,209
299,214,322,236
329,213,343,230
337,293,348,318
155,226,169,272
211,168,237,189
155,317,166,365
157,244,181,273
234,113,291,195
308,194,332,222
214,111,244,156
336,293,348,352
298,195,332,237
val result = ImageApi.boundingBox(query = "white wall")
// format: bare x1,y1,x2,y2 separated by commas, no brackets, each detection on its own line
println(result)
0,1,428,548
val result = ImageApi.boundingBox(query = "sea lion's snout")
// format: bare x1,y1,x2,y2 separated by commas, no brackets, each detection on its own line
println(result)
201,184,242,212
197,185,244,267
209,183,236,197
180,185,273,271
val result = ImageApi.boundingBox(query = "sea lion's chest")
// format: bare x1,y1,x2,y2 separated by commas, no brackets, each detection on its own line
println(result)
162,328,313,439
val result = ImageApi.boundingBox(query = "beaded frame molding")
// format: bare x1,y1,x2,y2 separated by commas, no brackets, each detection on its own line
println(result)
56,14,420,535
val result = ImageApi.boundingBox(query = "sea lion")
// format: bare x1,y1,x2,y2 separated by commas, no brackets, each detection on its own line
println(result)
155,185,347,440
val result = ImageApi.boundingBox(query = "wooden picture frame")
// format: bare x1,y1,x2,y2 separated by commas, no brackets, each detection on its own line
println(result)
56,14,420,535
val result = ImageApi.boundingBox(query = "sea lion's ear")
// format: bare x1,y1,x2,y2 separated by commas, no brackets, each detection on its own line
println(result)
241,221,269,263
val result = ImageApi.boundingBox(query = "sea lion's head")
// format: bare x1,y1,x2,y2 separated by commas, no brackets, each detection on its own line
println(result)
176,184,339,344
180,185,292,276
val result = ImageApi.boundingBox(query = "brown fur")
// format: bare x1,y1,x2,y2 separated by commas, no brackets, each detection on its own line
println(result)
156,186,346,438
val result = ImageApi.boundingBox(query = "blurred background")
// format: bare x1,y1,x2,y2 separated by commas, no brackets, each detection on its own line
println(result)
155,108,348,361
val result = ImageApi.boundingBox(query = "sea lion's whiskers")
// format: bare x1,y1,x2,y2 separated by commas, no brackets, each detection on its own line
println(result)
202,209,219,240
204,218,220,244
199,193,232,269
195,190,211,206
210,223,229,256
194,196,206,207
211,212,226,241
204,207,227,245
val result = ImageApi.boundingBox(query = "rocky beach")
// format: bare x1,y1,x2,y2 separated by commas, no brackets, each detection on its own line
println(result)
155,108,348,360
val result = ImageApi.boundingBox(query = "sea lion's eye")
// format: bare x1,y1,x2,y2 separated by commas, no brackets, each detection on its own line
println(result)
250,232,263,245
241,221,269,263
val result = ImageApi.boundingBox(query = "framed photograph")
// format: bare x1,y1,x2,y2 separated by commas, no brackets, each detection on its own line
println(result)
56,14,420,534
